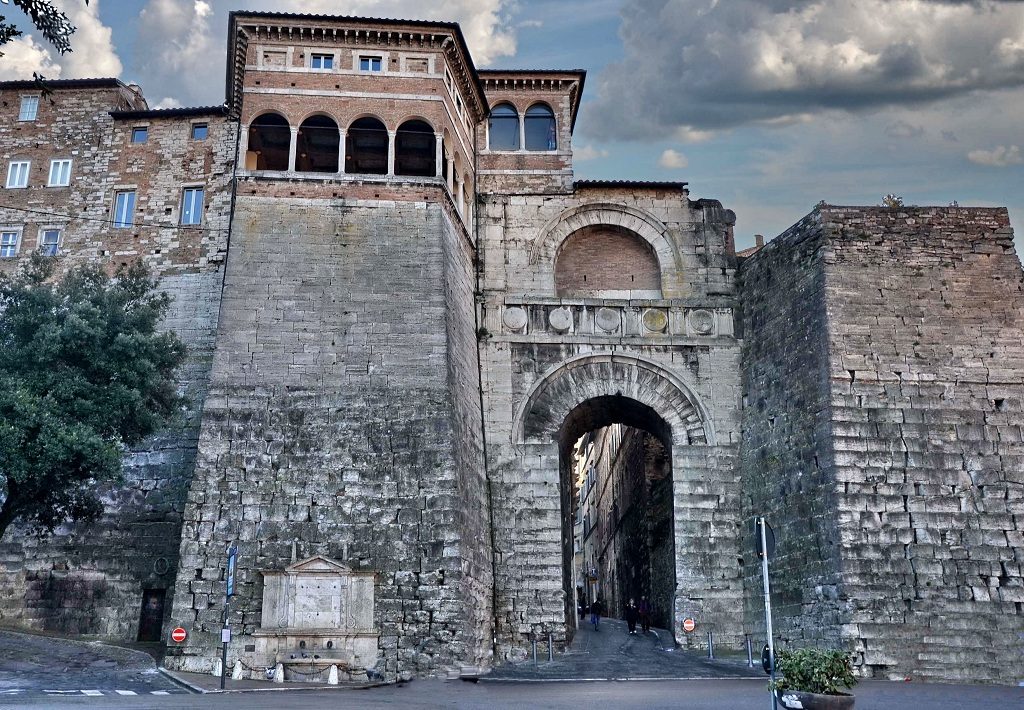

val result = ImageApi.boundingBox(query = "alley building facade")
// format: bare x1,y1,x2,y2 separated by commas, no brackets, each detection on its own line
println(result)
0,11,1020,685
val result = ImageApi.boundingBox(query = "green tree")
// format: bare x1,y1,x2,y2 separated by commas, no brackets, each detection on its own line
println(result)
0,0,84,56
0,255,185,540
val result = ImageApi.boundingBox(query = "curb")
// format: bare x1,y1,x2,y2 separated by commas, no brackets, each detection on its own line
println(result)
478,676,766,683
157,668,390,694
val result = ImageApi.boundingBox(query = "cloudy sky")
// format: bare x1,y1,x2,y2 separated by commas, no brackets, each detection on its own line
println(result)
2,0,1022,249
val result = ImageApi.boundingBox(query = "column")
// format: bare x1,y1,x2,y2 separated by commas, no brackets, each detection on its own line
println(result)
238,126,249,170
288,127,298,172
387,130,396,176
519,114,526,151
435,133,444,178
338,129,346,174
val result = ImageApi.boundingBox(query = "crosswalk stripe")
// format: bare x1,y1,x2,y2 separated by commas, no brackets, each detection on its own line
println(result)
115,690,138,695
81,690,103,696
151,691,170,695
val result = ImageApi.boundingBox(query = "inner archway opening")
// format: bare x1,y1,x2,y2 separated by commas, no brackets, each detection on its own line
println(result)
559,395,675,637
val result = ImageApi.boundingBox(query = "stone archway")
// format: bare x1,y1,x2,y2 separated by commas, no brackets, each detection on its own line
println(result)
514,353,713,448
497,352,724,652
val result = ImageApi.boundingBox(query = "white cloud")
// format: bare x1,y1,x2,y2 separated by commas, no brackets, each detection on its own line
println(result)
574,144,609,161
591,0,1024,138
0,0,121,81
967,145,1022,167
658,148,687,169
130,0,518,106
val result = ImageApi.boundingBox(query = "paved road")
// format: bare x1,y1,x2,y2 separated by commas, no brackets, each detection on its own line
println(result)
1,677,1022,709
0,630,183,700
486,617,760,680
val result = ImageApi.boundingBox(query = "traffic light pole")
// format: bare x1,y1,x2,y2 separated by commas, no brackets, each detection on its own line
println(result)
759,517,778,710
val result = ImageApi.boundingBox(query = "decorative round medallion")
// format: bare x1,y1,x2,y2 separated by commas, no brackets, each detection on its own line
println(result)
595,307,621,333
502,306,528,332
688,309,715,335
642,308,668,333
548,307,573,333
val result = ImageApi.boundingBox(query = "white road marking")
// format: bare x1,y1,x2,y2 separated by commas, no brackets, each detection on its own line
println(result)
115,690,138,695
151,690,170,695
81,690,103,696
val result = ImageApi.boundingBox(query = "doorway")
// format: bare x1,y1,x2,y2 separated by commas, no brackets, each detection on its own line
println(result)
137,588,166,642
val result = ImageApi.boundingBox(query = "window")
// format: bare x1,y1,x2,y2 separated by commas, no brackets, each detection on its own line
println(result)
180,187,204,225
310,53,333,69
296,116,340,173
525,103,557,151
131,126,148,143
0,231,19,258
48,159,72,187
247,113,291,171
39,228,60,256
488,103,519,151
19,96,39,121
359,56,382,72
112,190,136,228
394,120,436,177
6,161,29,188
191,123,208,140
345,117,388,174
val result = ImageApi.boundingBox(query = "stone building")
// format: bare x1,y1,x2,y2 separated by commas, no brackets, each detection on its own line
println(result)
0,10,1020,685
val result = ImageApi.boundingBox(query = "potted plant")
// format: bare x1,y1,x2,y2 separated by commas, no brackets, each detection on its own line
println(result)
771,648,858,710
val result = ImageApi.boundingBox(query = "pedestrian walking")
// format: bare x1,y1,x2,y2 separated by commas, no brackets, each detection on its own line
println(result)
638,595,651,633
590,596,604,630
625,598,639,634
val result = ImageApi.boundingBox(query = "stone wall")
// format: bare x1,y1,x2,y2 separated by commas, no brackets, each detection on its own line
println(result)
165,186,490,681
0,81,233,641
740,205,1024,684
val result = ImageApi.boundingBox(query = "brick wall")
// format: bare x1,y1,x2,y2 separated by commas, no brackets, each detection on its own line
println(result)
554,225,662,297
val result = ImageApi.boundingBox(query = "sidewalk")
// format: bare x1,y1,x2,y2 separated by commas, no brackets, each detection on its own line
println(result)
484,618,762,681
160,667,384,694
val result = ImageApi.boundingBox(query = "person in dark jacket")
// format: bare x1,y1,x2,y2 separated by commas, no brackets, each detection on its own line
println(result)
590,596,605,630
624,598,639,634
638,596,652,633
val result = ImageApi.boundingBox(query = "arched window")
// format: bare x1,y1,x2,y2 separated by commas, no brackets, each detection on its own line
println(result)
247,113,290,170
296,115,339,173
488,103,519,150
524,103,557,151
554,225,661,298
345,117,388,175
395,120,436,176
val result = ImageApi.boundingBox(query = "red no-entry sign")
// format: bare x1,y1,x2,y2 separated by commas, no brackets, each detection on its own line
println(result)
682,618,696,633
171,627,187,643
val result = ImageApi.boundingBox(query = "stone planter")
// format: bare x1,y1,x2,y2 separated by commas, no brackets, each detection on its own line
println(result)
776,689,855,710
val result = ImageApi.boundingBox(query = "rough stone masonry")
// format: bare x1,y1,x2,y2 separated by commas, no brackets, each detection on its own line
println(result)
0,10,1019,686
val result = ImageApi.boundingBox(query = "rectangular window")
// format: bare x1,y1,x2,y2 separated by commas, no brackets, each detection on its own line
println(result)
359,56,382,72
39,228,60,256
131,126,148,143
19,95,39,121
0,231,19,258
191,123,208,140
6,161,29,188
310,53,333,69
112,190,136,228
48,159,72,187
180,187,204,226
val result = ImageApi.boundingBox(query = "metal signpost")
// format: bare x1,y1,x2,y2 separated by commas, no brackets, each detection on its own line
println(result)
756,517,778,710
221,543,237,690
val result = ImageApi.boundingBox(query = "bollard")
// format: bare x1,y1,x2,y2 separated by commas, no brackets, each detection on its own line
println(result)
547,632,553,662
532,637,538,665
746,635,754,667
707,631,715,660
231,660,243,680
328,664,339,685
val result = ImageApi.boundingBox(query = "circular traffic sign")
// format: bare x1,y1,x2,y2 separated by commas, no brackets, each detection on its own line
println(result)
171,627,187,643
682,618,696,633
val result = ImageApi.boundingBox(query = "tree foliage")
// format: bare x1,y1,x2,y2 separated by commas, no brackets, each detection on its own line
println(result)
0,255,185,540
0,0,84,56
772,648,858,696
